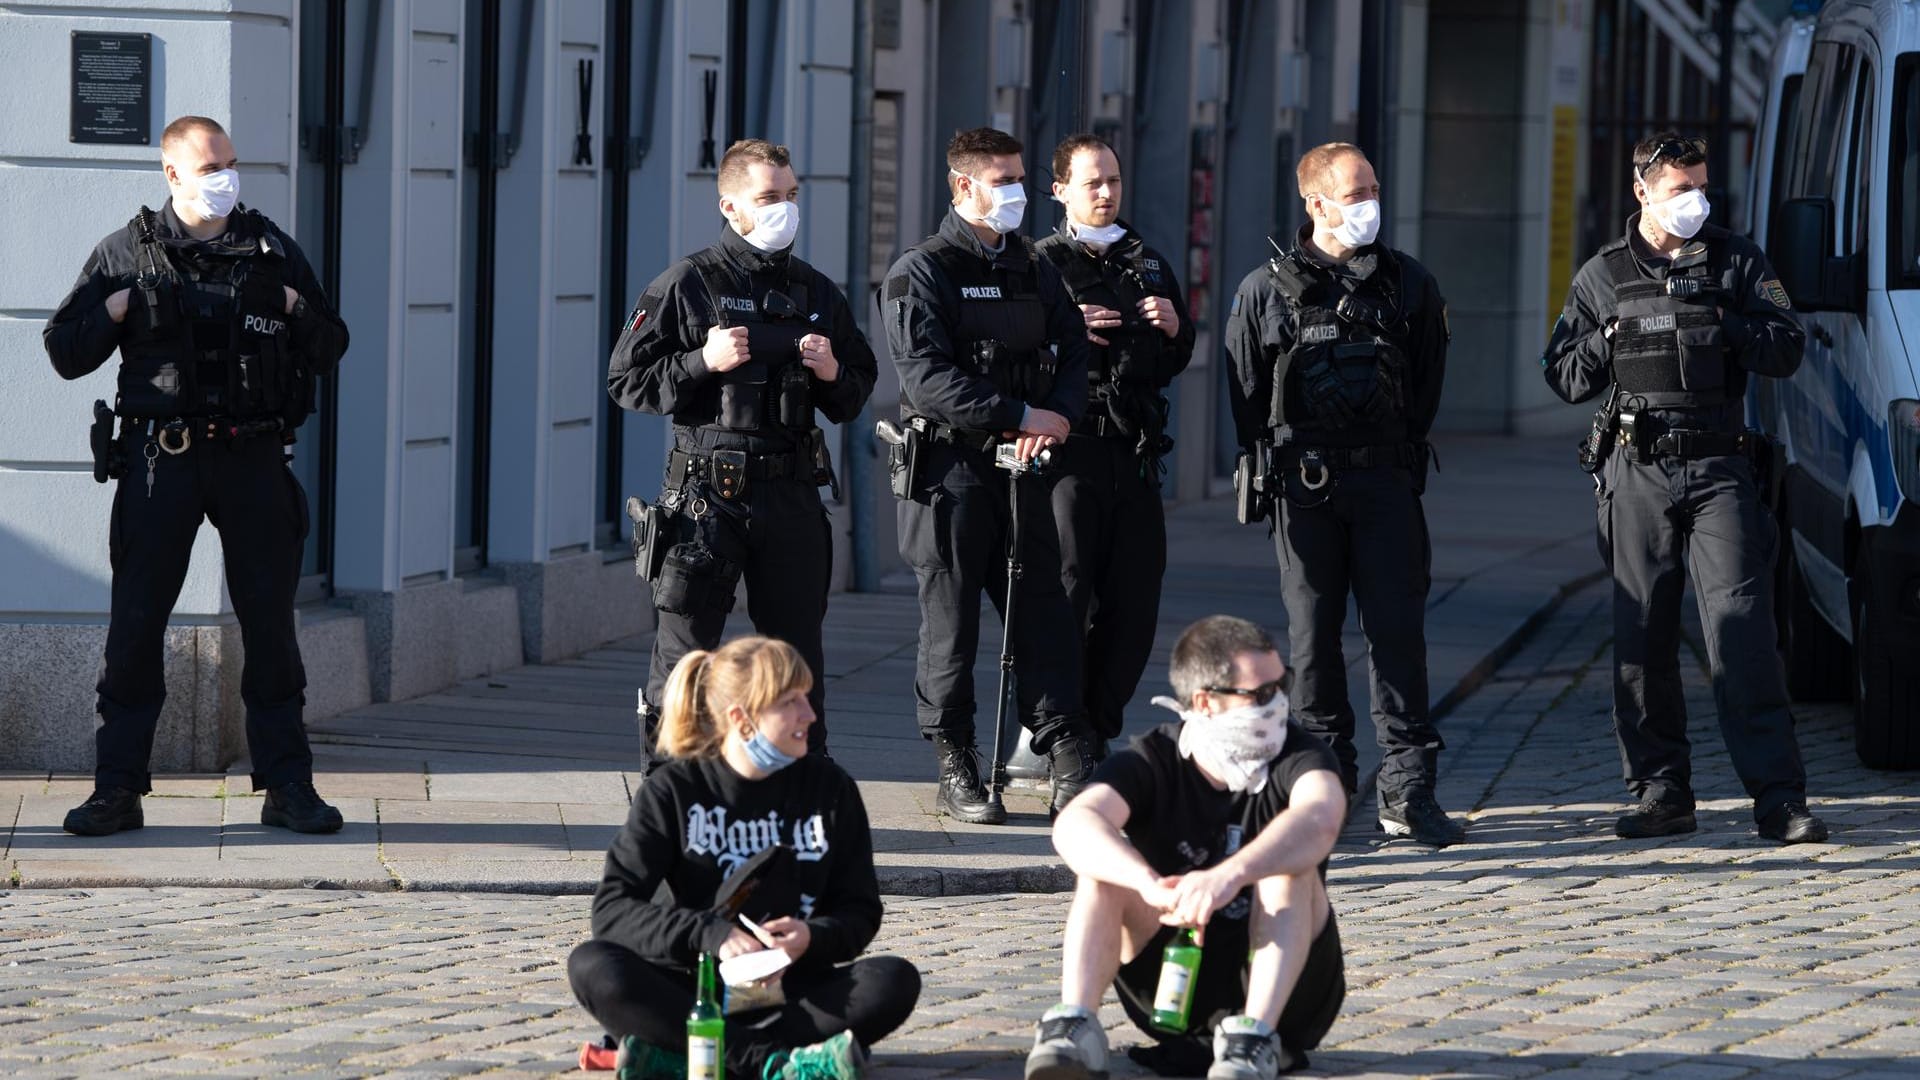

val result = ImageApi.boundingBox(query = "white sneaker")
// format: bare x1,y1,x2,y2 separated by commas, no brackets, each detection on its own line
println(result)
1206,1015,1282,1080
1024,1003,1109,1080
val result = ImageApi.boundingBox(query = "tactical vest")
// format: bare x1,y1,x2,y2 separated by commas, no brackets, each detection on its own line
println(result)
1264,250,1409,432
920,234,1055,406
1037,238,1176,387
687,247,822,431
1603,238,1732,408
116,207,307,423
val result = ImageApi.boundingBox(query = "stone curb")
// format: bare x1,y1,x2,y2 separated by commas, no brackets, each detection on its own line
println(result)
6,568,1607,898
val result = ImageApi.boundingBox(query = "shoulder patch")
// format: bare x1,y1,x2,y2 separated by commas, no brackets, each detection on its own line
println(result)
884,275,910,301
624,290,662,333
1231,294,1243,317
1758,278,1791,310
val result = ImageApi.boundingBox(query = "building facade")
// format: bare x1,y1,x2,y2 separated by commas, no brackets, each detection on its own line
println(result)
0,0,1782,771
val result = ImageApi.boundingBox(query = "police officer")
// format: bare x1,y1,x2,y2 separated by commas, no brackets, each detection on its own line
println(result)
1226,142,1463,847
1035,134,1194,750
42,115,350,837
1542,132,1826,845
608,139,877,771
883,127,1098,822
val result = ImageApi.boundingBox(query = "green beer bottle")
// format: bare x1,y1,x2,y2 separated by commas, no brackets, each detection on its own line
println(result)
687,951,726,1080
1150,928,1202,1032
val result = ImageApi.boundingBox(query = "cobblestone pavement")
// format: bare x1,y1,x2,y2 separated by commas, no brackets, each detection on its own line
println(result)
2,585,1916,1079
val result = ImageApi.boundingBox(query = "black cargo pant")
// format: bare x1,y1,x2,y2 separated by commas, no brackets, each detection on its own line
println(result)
1273,462,1440,798
568,940,920,1077
97,429,313,794
897,439,1086,753
1049,433,1166,742
1596,449,1807,821
642,436,833,758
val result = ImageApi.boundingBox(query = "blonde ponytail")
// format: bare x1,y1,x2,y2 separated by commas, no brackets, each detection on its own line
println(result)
657,650,723,758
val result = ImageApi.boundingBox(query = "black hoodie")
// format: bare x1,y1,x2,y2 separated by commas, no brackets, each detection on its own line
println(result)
588,753,882,977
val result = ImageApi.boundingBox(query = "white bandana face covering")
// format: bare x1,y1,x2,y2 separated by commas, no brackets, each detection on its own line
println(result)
1151,695,1290,794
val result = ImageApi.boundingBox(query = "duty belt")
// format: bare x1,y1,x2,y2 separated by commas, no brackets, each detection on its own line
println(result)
1275,443,1417,471
668,447,808,484
1645,430,1755,459
130,415,287,454
905,416,998,453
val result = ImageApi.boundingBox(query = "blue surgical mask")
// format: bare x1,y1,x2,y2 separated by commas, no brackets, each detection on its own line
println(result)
742,730,800,774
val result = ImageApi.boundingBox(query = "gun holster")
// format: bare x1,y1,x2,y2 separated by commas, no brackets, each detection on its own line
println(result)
90,400,124,484
1234,439,1273,525
625,495,672,582
884,421,924,500
807,426,841,501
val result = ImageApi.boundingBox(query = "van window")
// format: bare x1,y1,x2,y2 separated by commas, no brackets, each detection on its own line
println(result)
1793,42,1858,201
1894,54,1919,289
1847,65,1875,256
1768,74,1803,226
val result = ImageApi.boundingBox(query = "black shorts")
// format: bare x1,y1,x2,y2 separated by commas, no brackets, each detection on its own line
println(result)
1113,910,1344,1053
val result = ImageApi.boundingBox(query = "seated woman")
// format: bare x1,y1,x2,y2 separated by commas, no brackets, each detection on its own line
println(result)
569,636,920,1079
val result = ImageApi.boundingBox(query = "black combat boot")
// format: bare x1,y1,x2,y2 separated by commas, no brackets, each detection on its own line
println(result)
933,735,1005,825
1048,733,1097,816
62,786,144,837
261,781,345,834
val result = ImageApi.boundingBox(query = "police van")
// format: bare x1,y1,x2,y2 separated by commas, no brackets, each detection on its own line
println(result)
1746,0,1920,768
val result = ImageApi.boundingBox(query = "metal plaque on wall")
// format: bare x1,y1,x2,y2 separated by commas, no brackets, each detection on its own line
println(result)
71,31,153,145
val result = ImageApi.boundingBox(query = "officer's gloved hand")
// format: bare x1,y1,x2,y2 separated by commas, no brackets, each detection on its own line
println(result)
1298,357,1357,427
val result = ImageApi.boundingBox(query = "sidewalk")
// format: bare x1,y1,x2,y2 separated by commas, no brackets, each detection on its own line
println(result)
0,434,1602,895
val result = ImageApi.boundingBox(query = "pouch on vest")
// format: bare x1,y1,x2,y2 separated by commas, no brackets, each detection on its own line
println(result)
719,357,770,430
1675,325,1726,393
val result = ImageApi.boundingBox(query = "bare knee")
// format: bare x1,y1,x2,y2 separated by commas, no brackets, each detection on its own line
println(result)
1252,872,1328,938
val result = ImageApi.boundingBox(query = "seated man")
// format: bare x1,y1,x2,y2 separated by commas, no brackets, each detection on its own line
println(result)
1025,615,1347,1080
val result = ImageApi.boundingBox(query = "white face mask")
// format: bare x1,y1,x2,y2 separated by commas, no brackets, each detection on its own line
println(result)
1646,187,1710,240
183,167,240,221
956,172,1028,235
737,199,799,252
1150,694,1290,794
1321,195,1381,249
1069,219,1129,251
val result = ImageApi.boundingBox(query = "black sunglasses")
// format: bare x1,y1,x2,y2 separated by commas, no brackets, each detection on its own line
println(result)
1201,672,1293,706
1640,137,1706,177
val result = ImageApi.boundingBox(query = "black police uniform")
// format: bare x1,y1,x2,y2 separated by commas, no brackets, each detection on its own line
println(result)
882,207,1095,818
608,226,876,764
1032,219,1194,743
1542,216,1813,830
1225,226,1449,810
43,200,349,801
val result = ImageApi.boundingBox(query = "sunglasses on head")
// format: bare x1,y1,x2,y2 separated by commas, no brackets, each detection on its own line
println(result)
1640,137,1706,178
1201,671,1293,706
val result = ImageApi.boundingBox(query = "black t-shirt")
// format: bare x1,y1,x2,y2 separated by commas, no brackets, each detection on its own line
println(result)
588,754,882,977
1095,721,1340,921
